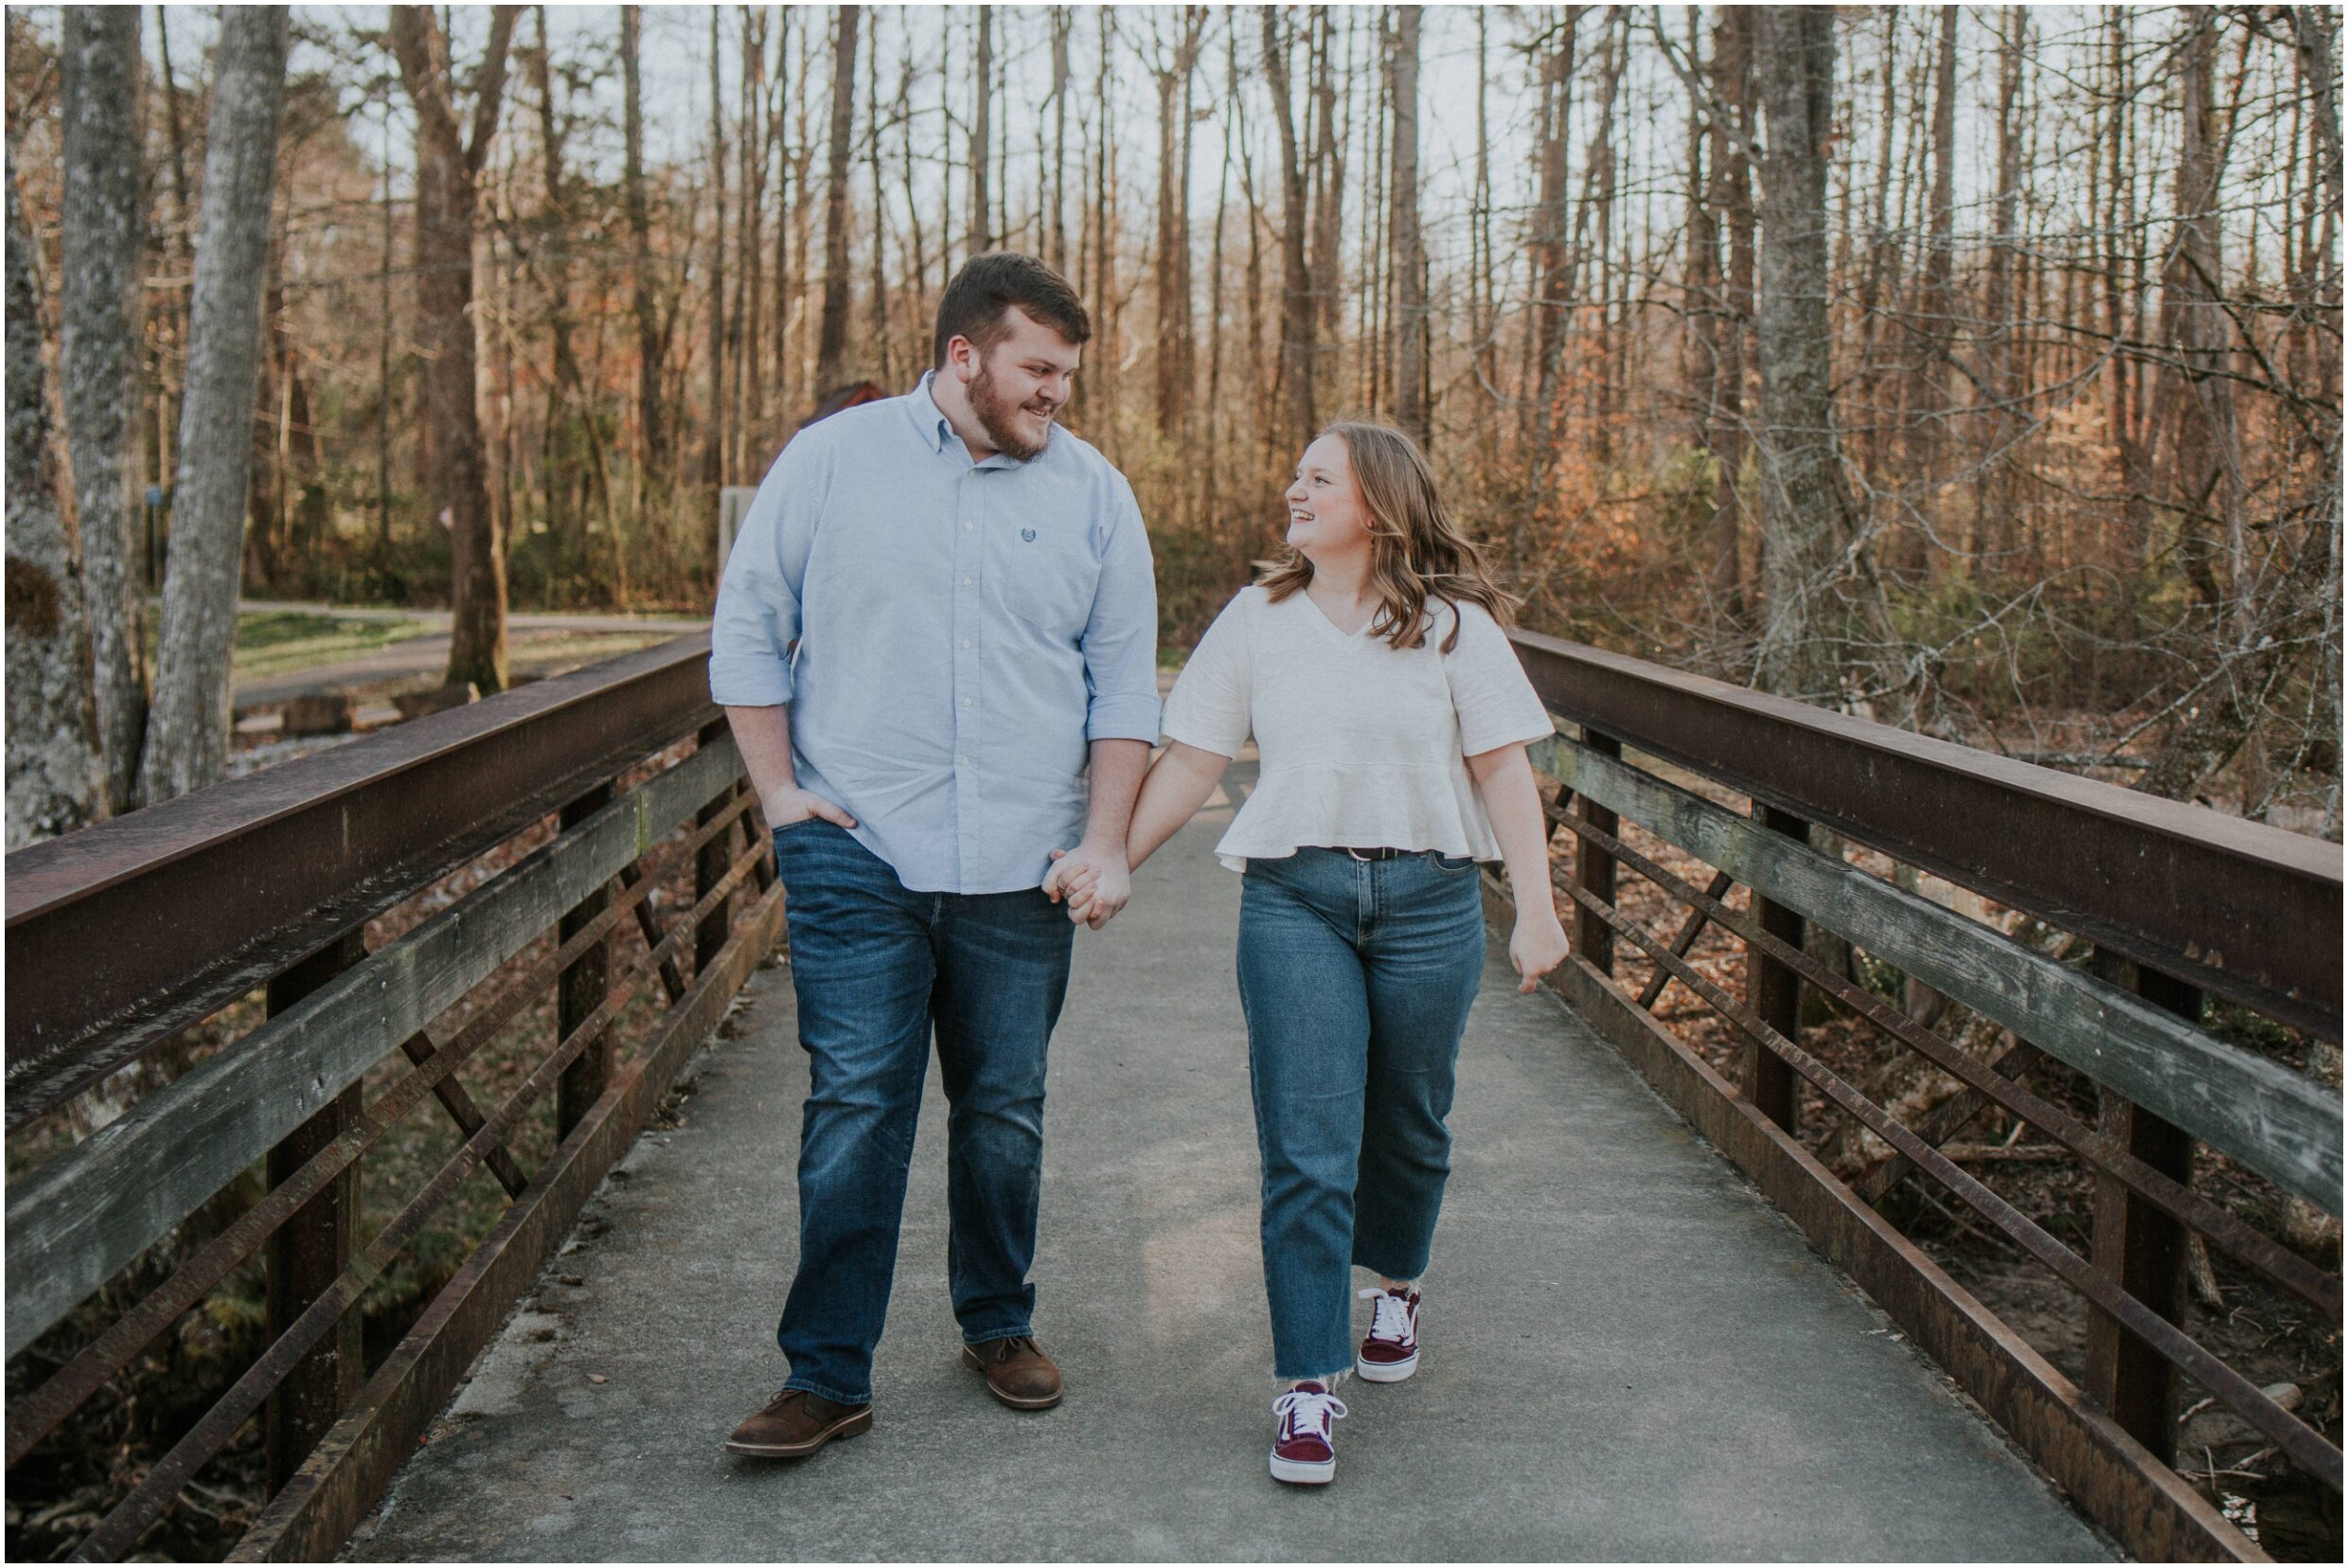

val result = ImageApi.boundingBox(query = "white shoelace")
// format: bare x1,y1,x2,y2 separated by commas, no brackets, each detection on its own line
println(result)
1272,1385,1348,1442
1357,1286,1414,1345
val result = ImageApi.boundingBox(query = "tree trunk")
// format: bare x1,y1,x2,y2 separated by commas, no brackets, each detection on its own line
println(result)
1049,8,1071,272
815,6,860,391
623,7,665,479
1711,6,1755,615
1387,6,1426,446
137,7,290,805
1307,7,1343,347
528,6,604,564
1524,11,1577,519
1154,9,1204,438
1971,8,2025,571
2161,10,2245,620
1261,6,1316,457
1908,5,1957,493
389,5,519,698
705,9,727,488
969,8,991,258
863,12,888,388
1751,6,1847,703
7,132,109,845
59,5,148,812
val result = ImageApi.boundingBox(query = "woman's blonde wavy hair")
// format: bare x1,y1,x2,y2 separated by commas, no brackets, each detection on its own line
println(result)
1257,419,1520,653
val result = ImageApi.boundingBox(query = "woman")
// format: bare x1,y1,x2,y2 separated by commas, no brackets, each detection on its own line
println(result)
1056,420,1569,1485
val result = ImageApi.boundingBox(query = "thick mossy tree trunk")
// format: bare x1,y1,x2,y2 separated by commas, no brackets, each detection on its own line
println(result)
6,135,108,846
136,7,290,806
59,5,149,812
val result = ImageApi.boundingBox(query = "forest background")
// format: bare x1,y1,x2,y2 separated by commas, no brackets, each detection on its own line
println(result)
6,2,2341,846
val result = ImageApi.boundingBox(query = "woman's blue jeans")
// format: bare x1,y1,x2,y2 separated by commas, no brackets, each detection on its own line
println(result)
1236,846,1489,1380
768,819,1074,1405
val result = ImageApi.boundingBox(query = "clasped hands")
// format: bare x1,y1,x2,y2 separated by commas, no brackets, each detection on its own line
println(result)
1041,841,1130,931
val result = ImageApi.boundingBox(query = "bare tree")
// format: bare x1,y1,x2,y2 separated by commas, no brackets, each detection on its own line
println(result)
524,5,612,561
706,8,727,488
814,6,861,391
7,129,107,844
1387,5,1427,445
388,4,520,696
137,7,291,803
969,7,992,258
1709,7,1756,615
1523,10,1578,517
1751,6,1851,702
1154,8,1206,438
1262,7,1315,457
623,6,667,479
58,5,147,811
1048,8,1072,273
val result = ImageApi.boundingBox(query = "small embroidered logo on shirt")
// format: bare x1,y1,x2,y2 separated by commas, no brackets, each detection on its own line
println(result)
1021,527,1038,543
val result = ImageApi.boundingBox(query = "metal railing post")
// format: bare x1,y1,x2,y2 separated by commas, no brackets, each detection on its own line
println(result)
1747,803,1807,1132
264,929,367,1492
1572,728,1622,974
2082,950,2199,1464
557,783,615,1138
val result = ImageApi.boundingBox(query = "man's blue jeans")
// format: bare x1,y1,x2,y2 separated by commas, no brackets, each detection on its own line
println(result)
1236,847,1489,1380
769,819,1075,1405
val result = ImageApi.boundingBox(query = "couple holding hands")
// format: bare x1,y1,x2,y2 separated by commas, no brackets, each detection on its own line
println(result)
708,254,1567,1488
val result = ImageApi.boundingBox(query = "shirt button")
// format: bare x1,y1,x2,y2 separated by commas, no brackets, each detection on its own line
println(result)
964,522,975,531
961,697,972,708
958,755,972,766
962,576,974,588
961,638,972,650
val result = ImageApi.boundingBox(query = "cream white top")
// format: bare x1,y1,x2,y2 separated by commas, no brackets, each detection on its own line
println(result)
1161,584,1556,872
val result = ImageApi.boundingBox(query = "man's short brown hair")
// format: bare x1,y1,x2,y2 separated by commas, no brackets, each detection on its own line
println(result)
932,253,1092,369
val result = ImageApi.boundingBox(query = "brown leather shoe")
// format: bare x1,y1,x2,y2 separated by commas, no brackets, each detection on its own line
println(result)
960,1334,1063,1410
723,1388,872,1457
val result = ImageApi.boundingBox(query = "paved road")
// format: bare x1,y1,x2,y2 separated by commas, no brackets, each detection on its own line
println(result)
232,604,709,708
347,786,2115,1561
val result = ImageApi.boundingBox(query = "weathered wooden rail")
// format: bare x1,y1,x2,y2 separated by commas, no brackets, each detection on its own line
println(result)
1493,630,2342,1563
5,634,780,1561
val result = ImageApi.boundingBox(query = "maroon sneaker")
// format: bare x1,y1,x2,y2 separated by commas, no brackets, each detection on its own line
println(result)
1269,1381,1348,1485
1355,1285,1421,1382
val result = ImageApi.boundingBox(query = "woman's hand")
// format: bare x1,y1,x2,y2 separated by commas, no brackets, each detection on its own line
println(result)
761,787,857,832
1043,843,1130,929
1509,908,1571,994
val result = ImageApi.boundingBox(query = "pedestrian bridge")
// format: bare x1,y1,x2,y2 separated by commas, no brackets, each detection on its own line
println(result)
6,633,2339,1561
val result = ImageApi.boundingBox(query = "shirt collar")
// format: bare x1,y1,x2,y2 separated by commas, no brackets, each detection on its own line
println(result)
911,368,1050,470
909,369,957,454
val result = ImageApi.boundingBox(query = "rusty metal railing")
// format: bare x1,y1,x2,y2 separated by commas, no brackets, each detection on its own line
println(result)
1494,630,2341,1564
4,634,780,1561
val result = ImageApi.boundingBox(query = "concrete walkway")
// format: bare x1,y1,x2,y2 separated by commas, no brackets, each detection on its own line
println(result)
347,784,2115,1561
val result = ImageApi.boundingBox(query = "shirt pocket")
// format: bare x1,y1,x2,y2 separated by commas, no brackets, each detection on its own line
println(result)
991,526,1099,637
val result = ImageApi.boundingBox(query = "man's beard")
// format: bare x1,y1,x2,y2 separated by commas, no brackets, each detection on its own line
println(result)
969,364,1056,461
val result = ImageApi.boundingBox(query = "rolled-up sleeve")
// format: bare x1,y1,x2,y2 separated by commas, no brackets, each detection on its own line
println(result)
1078,478,1162,742
708,433,826,706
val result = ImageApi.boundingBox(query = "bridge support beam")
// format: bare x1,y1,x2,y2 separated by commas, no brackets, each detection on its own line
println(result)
558,783,615,1139
696,720,738,974
2082,951,2199,1466
265,929,367,1492
1746,804,1807,1133
1571,729,1621,974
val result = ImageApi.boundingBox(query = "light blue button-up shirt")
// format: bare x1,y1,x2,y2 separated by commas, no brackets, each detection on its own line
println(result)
708,371,1160,894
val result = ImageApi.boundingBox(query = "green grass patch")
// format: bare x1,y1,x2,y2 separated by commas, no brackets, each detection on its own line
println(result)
230,610,438,682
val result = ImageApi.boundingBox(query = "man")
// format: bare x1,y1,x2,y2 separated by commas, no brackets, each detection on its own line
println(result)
708,254,1158,1458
